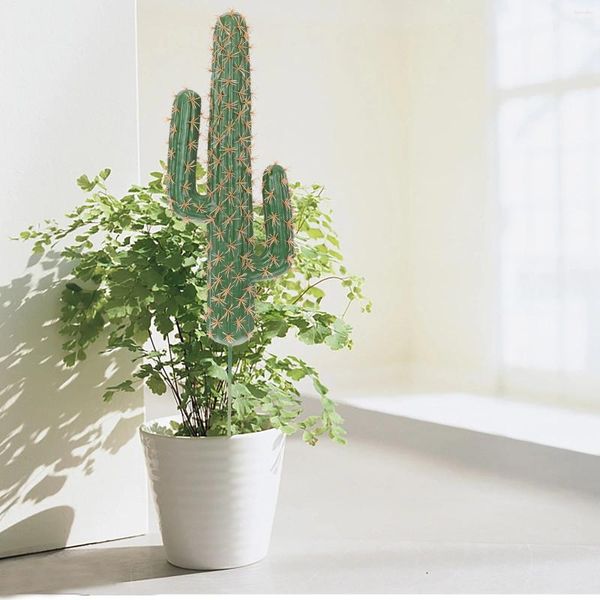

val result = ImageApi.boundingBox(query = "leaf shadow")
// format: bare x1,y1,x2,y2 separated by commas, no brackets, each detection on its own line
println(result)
0,252,143,558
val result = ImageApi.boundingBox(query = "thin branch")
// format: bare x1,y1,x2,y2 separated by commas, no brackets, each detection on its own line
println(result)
166,332,180,398
148,330,195,433
291,276,348,304
174,318,206,434
341,298,353,319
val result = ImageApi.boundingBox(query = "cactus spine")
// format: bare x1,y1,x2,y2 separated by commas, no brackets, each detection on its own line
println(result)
166,12,294,347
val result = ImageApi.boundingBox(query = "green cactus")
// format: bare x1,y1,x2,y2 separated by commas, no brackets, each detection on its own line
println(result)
166,11,294,347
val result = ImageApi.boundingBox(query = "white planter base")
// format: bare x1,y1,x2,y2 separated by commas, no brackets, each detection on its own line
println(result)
140,417,285,570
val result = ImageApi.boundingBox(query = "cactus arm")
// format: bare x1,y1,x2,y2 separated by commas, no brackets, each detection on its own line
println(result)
166,90,212,220
249,164,294,282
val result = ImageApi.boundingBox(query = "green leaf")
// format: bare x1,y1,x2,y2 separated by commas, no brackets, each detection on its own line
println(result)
288,367,306,380
15,166,370,444
306,228,323,239
154,313,173,336
325,318,352,350
312,377,328,397
147,372,167,395
76,174,95,191
207,363,228,381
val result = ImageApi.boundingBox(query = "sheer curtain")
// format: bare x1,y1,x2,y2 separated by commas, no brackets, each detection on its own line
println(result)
495,0,600,402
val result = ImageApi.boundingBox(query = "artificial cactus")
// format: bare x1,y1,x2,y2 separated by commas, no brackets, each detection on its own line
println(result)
166,11,294,347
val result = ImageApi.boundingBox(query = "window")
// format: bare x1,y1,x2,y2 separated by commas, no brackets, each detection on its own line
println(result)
495,0,600,401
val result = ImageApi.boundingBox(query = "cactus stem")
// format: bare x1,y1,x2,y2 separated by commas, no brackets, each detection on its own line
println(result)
166,12,294,345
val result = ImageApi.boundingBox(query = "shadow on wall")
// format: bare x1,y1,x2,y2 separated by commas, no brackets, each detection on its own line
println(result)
0,506,75,561
0,252,142,558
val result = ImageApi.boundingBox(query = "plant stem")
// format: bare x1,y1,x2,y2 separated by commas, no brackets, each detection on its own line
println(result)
227,344,233,437
165,333,180,398
174,317,205,432
292,276,347,304
341,298,354,319
148,330,195,434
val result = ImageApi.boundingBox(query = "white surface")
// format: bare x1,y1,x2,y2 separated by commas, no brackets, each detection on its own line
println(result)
0,0,146,557
342,392,600,456
141,418,284,570
2,403,600,593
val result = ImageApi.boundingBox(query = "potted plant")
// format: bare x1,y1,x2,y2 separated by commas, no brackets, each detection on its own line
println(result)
20,11,369,570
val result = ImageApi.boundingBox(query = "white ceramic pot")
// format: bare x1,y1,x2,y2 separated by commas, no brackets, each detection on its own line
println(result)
140,416,285,570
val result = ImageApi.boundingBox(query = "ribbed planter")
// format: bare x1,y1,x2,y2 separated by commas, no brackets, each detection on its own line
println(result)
140,417,286,570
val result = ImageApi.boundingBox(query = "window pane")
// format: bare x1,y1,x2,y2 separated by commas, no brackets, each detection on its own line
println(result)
498,88,600,381
558,0,600,79
496,0,600,397
496,0,600,88
561,89,600,374
499,96,561,371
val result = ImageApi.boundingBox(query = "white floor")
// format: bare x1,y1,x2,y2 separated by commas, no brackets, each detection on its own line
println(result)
2,402,600,593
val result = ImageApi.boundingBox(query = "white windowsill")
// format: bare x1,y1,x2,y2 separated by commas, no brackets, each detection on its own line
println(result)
338,392,600,457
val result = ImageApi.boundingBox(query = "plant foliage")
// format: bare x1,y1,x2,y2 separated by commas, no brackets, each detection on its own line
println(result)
20,165,370,444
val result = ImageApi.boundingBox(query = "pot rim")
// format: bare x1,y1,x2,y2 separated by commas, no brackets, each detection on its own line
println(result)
140,415,280,441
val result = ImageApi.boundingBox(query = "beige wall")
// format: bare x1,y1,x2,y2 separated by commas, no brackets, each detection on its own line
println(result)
137,0,497,396
0,0,146,556
401,0,498,391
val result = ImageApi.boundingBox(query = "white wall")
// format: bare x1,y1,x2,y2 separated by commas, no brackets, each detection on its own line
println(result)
0,0,146,556
136,0,411,396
